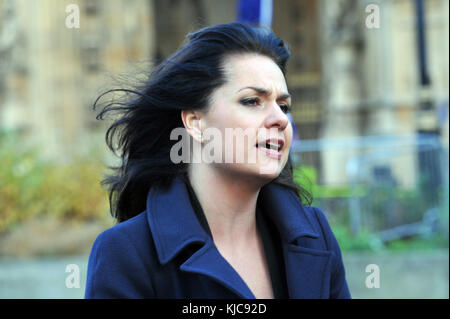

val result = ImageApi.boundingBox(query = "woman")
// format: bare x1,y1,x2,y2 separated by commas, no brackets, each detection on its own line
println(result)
85,22,351,299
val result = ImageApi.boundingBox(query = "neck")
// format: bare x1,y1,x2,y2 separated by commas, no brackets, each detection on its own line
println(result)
188,164,264,247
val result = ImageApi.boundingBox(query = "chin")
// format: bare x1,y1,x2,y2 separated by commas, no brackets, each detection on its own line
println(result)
248,162,284,183
216,162,280,185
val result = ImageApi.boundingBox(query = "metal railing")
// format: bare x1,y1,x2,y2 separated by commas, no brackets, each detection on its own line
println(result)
291,134,449,242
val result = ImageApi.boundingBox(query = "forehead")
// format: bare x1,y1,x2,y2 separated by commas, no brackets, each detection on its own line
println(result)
221,54,288,92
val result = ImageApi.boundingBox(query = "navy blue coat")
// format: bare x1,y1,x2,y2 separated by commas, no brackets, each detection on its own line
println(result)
85,176,351,299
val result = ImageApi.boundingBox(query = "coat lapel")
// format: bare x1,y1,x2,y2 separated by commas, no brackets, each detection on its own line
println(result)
179,243,255,298
258,183,333,298
146,177,255,298
147,176,333,299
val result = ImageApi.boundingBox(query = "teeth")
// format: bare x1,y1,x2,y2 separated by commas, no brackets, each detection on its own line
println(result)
267,142,279,150
257,140,283,151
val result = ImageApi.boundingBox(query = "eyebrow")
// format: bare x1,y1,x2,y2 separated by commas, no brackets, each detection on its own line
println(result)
238,86,291,100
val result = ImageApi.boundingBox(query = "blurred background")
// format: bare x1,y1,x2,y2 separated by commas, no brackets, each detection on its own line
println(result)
0,0,448,298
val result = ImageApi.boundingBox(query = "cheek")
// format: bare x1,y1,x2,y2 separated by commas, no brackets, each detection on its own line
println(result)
208,109,257,143
206,101,242,129
204,113,247,155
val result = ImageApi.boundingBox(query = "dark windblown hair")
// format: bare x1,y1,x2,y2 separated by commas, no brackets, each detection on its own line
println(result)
94,22,312,223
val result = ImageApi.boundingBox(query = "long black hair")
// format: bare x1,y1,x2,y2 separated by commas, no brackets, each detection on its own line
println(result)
94,22,312,223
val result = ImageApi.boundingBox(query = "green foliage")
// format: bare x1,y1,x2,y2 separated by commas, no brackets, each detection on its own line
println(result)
293,166,367,201
0,133,45,232
385,234,449,251
0,131,109,233
332,224,383,252
331,221,448,252
293,165,449,252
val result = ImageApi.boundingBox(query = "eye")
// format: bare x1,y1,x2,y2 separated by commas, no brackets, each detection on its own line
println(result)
279,103,291,114
240,97,261,107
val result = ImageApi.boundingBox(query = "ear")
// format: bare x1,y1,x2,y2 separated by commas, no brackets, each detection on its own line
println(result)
181,110,203,143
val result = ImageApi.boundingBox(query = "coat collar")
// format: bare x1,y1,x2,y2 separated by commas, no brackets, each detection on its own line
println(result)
146,176,319,265
146,176,329,298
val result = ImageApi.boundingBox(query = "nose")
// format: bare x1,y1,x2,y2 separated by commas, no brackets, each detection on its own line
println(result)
264,102,289,131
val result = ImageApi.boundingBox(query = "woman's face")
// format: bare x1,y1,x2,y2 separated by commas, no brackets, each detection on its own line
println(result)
201,53,293,182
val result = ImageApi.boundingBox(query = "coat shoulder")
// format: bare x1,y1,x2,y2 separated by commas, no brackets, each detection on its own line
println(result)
85,211,157,298
90,210,154,267
96,211,149,247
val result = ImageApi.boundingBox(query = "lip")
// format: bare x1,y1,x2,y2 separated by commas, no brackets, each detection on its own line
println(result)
257,146,282,159
255,138,285,159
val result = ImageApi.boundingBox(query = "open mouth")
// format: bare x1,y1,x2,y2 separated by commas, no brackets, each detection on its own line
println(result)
256,138,284,151
255,138,284,159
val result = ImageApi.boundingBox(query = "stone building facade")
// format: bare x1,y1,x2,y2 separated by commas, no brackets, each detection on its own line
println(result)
0,0,448,186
